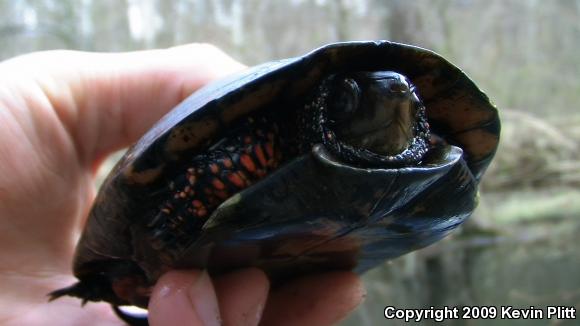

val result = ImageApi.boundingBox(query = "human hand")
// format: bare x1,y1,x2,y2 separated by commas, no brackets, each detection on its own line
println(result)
0,44,365,325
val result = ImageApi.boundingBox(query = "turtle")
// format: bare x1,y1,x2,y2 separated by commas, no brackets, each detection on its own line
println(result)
49,40,500,323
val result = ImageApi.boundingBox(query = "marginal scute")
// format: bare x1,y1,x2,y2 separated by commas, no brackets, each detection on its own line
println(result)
123,164,165,185
220,78,287,124
165,118,219,153
411,70,460,100
453,128,500,162
427,94,498,132
286,66,325,99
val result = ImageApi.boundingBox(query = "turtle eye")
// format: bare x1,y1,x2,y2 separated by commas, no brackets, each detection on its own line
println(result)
327,78,361,123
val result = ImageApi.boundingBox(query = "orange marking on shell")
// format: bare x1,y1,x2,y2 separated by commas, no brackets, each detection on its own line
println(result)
210,164,219,174
187,174,197,185
179,192,187,199
254,144,267,167
244,136,253,144
212,178,226,190
223,158,233,168
227,172,246,188
161,208,171,214
197,208,207,217
237,171,251,185
192,200,203,208
240,154,257,173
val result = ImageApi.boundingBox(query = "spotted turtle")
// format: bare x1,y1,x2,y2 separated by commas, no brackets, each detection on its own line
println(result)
50,41,500,322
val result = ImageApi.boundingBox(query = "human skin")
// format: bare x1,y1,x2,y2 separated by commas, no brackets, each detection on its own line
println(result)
0,44,365,325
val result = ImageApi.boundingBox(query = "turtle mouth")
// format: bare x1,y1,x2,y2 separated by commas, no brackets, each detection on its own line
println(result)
339,118,415,156
324,101,430,167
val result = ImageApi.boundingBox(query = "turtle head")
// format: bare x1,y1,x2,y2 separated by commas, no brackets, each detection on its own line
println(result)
308,71,429,166
326,71,422,156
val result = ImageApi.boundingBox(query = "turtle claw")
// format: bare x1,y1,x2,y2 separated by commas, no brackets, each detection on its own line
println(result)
48,282,93,303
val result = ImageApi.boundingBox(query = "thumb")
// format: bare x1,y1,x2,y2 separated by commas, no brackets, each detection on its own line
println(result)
148,270,221,326
2,43,245,170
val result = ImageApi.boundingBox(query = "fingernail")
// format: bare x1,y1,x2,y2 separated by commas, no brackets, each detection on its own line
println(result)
188,270,222,326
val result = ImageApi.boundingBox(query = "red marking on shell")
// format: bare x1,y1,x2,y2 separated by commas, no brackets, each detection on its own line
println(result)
210,163,219,174
212,178,226,190
237,171,251,185
223,158,233,168
227,172,246,188
240,154,257,173
192,200,203,208
254,144,267,167
196,208,207,217
244,136,253,144
187,174,197,185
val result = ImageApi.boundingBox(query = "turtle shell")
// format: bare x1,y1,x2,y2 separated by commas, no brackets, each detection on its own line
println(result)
55,41,500,308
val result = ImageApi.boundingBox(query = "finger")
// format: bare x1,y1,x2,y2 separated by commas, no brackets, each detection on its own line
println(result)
260,272,365,326
148,270,221,326
213,268,270,326
2,43,245,168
